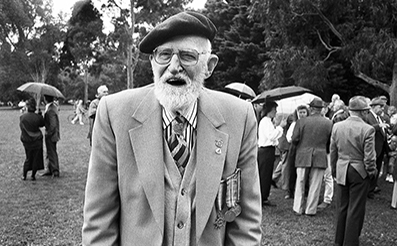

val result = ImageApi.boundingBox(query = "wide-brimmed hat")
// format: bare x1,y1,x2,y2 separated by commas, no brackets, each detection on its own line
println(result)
139,11,217,54
348,96,371,111
369,97,386,106
309,98,324,108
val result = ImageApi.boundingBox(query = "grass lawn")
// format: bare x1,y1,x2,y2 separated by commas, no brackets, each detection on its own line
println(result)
0,105,396,245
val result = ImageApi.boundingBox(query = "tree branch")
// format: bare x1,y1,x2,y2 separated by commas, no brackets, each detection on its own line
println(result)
308,1,345,45
355,71,390,93
316,30,341,61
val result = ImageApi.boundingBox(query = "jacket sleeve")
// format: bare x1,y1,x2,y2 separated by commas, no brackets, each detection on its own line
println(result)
82,97,119,245
330,127,338,178
225,103,262,245
364,127,377,178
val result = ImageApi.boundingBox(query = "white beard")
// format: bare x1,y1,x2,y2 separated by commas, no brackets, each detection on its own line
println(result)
154,72,205,114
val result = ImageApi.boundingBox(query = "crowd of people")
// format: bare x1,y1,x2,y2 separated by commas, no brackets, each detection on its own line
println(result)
16,10,396,246
258,93,397,245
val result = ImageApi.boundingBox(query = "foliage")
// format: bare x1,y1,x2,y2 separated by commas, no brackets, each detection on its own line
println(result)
203,0,267,94
0,0,65,104
249,0,397,103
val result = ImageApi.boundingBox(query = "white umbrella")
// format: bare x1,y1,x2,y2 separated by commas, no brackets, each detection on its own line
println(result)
276,93,321,115
224,82,256,100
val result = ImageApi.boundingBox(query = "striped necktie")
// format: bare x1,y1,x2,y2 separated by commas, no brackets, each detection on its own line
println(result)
168,114,190,175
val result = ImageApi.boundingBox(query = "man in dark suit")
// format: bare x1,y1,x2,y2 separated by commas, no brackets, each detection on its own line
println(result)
365,97,389,198
331,96,377,246
42,95,60,177
291,98,333,216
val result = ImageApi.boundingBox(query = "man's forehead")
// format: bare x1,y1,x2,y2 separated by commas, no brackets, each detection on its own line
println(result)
157,35,210,49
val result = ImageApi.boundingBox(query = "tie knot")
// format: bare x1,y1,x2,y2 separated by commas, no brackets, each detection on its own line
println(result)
172,114,186,135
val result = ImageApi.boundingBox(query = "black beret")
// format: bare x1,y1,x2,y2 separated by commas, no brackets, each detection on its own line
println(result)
139,11,217,54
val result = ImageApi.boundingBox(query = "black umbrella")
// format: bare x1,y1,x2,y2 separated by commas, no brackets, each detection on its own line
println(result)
251,86,312,104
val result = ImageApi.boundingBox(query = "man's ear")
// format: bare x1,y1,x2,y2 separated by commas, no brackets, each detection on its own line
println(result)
204,54,219,79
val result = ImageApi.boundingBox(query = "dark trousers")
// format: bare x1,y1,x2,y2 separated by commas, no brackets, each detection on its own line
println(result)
45,138,59,174
23,147,44,178
258,146,275,202
335,165,370,246
369,149,385,195
286,144,297,196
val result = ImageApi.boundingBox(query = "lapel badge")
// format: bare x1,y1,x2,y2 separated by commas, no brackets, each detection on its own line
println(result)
215,140,223,148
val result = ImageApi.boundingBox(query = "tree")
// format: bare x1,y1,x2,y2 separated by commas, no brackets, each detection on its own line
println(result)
203,0,267,94
0,0,65,104
249,0,397,105
101,0,191,89
60,0,104,103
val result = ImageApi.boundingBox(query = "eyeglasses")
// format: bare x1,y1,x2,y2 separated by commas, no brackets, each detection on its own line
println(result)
153,48,210,66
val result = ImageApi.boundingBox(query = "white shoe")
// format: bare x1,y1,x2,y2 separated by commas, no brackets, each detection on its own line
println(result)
71,121,75,124
79,122,84,125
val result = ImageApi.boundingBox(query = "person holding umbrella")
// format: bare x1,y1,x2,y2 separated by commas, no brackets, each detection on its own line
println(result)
41,95,60,178
19,98,45,180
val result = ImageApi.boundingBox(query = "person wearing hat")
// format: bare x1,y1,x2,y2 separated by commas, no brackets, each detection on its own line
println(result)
82,11,262,245
87,85,109,146
365,96,389,199
330,95,377,246
291,97,333,216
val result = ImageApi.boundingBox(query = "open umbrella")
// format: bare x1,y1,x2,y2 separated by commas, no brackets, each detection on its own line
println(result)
276,93,321,114
251,85,311,104
17,82,65,99
224,82,256,100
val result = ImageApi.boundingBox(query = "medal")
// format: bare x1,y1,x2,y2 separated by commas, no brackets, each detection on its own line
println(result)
214,209,226,229
224,205,241,222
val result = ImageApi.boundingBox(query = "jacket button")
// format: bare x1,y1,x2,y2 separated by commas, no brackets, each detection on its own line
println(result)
181,188,187,196
177,222,184,229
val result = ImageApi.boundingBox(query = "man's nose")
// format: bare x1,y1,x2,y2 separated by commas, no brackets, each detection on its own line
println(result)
168,53,183,73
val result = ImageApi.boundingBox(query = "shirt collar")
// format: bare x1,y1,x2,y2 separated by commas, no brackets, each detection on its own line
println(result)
162,101,197,130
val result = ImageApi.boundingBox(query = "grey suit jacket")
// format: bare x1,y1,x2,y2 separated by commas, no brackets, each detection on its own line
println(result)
82,84,262,245
330,116,377,185
292,113,333,169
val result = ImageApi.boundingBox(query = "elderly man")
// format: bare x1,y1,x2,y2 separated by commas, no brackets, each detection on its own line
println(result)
365,97,389,198
291,98,333,216
82,11,262,245
87,85,108,145
331,96,377,246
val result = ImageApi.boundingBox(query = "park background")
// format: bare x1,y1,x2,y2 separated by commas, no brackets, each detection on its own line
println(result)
1,105,397,245
1,0,397,245
1,0,397,107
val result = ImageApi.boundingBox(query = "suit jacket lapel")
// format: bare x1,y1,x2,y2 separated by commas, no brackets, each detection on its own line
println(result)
128,88,165,236
195,89,228,240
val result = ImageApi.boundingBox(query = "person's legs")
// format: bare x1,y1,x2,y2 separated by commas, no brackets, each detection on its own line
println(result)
334,181,349,246
45,138,59,176
71,114,78,124
305,168,325,215
259,147,276,204
343,165,369,246
22,147,31,180
391,181,397,209
78,113,84,125
293,167,308,214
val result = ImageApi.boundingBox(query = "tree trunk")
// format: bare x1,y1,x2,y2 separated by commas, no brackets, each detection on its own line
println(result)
126,0,136,89
390,56,397,107
84,67,89,104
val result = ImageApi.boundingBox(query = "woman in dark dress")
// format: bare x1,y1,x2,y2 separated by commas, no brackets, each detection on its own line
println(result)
20,98,45,180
